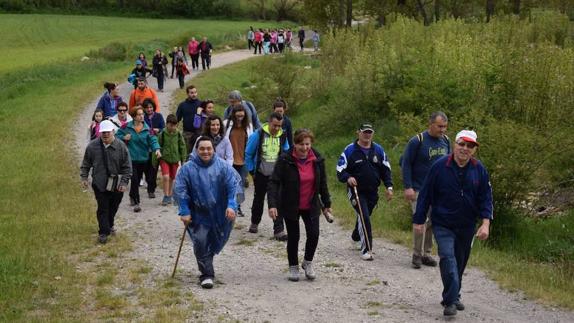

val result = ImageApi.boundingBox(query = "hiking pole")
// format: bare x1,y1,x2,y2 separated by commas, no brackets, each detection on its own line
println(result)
172,221,190,278
353,186,372,254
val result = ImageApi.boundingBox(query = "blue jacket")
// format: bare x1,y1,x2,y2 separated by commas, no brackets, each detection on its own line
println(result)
116,121,160,163
414,154,493,229
336,141,393,194
245,124,289,174
174,154,241,254
144,112,165,136
96,92,124,118
401,131,450,191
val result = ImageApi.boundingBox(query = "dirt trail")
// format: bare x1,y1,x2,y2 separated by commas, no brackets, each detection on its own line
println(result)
74,49,574,322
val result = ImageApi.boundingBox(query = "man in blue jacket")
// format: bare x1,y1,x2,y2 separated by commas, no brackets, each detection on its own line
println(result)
413,129,493,317
337,123,393,261
401,111,450,269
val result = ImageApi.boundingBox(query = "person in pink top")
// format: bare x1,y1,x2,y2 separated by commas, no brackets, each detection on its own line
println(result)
188,37,200,70
270,29,278,53
253,29,263,55
268,129,332,282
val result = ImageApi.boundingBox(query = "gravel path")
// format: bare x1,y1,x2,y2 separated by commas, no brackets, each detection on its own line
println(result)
74,49,574,322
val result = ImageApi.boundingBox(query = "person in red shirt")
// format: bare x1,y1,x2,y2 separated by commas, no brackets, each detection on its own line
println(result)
187,37,200,70
128,77,160,115
253,29,263,55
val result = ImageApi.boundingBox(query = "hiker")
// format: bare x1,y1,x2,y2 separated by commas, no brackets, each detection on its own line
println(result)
268,128,332,281
174,136,241,289
270,29,278,53
272,98,293,148
161,51,169,79
137,52,148,69
96,82,123,118
298,27,305,51
116,106,161,213
247,26,255,50
109,102,132,130
191,99,215,142
223,90,261,130
199,37,213,70
277,29,286,53
176,85,202,154
169,46,178,78
81,120,132,244
336,123,393,261
129,60,152,88
128,77,159,115
188,37,200,70
253,28,263,54
175,58,190,89
198,115,233,166
245,112,290,240
177,46,189,66
143,98,165,199
286,28,293,50
413,130,492,317
89,109,104,140
312,30,320,51
401,111,450,269
223,104,254,216
157,114,187,206
152,49,168,92
263,29,271,55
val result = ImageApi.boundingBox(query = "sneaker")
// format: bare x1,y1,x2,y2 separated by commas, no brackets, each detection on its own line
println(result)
443,304,457,316
288,266,300,282
248,224,258,233
129,197,136,206
139,178,145,187
412,255,422,269
201,278,214,289
134,205,142,213
244,178,249,188
301,260,316,280
237,207,245,217
454,300,465,311
274,231,288,241
422,255,438,267
361,252,374,261
98,234,108,244
351,229,360,242
161,195,171,206
148,192,156,199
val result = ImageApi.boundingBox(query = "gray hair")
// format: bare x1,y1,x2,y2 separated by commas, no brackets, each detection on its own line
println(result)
429,111,448,124
228,90,242,101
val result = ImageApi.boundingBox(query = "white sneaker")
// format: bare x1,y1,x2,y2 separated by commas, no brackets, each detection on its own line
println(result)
361,252,374,261
201,278,214,289
288,266,300,282
302,260,316,280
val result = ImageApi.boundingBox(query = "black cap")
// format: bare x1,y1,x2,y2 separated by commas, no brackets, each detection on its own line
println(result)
359,123,374,132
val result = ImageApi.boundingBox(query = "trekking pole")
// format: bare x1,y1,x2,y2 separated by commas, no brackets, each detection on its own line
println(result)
172,222,190,278
353,186,372,254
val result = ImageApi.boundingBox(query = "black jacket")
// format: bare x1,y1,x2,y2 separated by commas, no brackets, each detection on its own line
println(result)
268,148,331,221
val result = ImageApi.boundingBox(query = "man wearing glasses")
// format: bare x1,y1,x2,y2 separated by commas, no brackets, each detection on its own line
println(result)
413,129,493,317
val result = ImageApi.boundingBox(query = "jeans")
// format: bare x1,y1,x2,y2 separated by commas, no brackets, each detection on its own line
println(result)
349,189,378,255
251,172,285,234
191,53,200,69
285,210,320,266
253,41,262,54
187,223,215,281
93,185,123,235
432,224,475,306
201,54,211,70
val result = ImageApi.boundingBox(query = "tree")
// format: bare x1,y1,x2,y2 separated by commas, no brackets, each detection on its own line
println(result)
274,0,298,21
511,0,520,15
249,0,267,20
346,0,352,27
486,0,495,22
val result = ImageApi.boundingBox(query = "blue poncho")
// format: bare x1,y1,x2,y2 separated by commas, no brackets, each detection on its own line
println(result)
174,154,241,254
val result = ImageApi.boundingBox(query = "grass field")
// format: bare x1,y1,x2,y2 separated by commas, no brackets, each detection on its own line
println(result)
0,14,263,73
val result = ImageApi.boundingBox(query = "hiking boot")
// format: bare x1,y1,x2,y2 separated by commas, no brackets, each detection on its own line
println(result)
161,195,171,206
98,234,108,244
288,266,300,282
237,207,245,217
443,304,457,316
454,300,465,311
302,260,316,280
148,192,156,199
134,205,142,213
274,231,288,241
361,252,374,261
412,254,422,269
129,197,136,206
110,227,116,236
422,255,437,267
248,224,258,233
201,278,214,289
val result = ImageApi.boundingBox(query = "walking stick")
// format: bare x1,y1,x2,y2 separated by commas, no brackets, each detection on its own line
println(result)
353,186,372,254
172,222,189,278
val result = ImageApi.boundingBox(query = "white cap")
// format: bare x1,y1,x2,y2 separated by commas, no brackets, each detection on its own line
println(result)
99,120,116,133
455,129,479,145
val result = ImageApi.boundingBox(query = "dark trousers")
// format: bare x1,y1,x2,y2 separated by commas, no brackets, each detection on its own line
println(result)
201,54,211,70
285,210,320,266
187,223,215,281
130,161,148,204
93,186,123,235
177,73,185,89
248,39,253,50
278,43,285,53
191,53,200,69
349,189,378,255
171,64,176,78
433,225,474,306
253,41,262,54
156,74,164,90
251,172,285,234
299,38,305,50
146,153,158,193
270,43,278,53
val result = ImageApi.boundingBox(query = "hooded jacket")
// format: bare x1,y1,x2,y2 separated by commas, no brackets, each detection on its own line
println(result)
96,91,124,118
116,121,160,163
245,123,289,176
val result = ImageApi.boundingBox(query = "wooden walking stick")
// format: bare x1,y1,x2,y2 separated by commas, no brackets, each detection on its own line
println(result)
172,222,189,278
353,186,372,254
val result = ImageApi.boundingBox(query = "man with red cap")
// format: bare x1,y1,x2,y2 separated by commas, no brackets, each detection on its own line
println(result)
413,129,493,317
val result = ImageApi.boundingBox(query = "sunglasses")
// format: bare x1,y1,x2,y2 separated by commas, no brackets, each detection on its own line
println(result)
118,109,127,112
361,130,374,134
457,141,477,149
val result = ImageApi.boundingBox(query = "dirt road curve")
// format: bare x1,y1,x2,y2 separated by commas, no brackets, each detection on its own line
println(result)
74,49,574,322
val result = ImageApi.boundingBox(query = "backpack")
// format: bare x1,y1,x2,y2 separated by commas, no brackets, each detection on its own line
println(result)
399,132,450,169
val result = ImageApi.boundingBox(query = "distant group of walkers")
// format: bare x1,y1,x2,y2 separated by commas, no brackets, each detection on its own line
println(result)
81,42,492,317
247,26,320,54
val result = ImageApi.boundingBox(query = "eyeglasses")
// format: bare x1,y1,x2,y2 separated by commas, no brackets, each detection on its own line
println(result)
118,109,127,112
457,141,477,149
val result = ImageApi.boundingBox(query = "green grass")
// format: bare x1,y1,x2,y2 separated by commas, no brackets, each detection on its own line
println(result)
0,14,260,73
187,55,574,309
